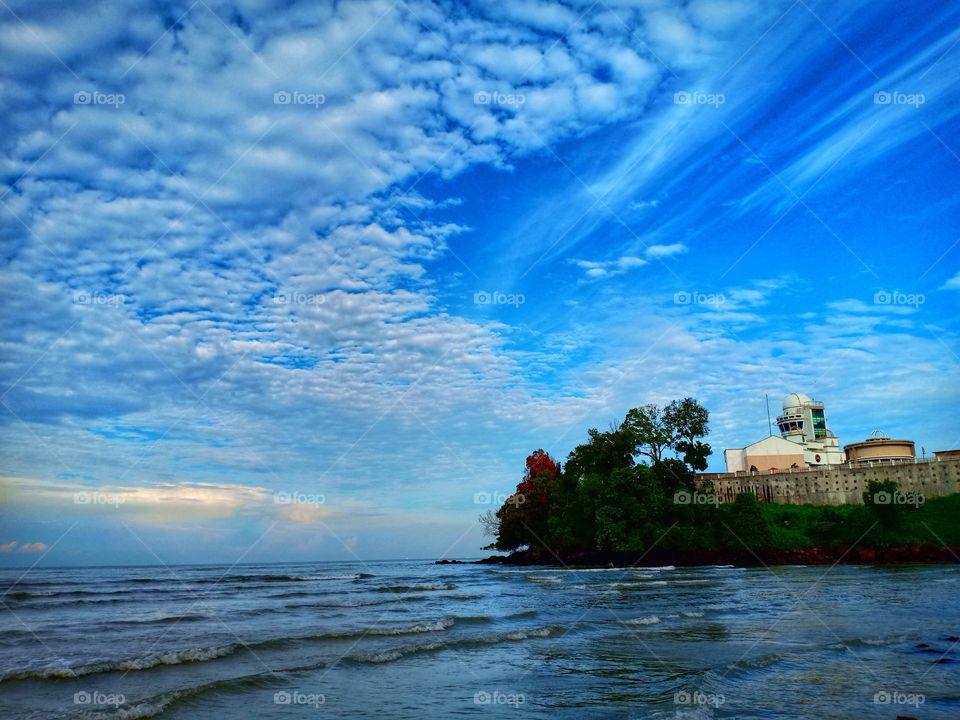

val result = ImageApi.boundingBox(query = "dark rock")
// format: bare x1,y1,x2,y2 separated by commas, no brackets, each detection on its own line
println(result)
466,544,960,568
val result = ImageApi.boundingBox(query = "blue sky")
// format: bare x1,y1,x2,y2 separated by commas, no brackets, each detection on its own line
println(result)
1,0,958,566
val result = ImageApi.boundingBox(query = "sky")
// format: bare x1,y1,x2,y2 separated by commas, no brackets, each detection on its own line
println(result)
1,0,958,566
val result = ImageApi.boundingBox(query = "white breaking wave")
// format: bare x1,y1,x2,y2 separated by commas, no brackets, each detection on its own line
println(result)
612,580,668,588
294,574,362,581
353,627,562,664
3,644,244,681
624,616,660,625
365,618,455,635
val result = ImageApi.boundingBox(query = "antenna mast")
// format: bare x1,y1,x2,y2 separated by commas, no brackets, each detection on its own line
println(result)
766,394,772,436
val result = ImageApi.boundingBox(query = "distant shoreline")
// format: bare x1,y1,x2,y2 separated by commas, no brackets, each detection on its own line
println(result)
439,544,960,568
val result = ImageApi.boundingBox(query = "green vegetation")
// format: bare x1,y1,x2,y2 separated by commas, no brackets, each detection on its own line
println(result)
761,487,960,551
481,400,959,557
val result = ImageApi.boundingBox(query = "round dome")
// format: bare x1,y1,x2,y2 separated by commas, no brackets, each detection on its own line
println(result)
782,392,812,411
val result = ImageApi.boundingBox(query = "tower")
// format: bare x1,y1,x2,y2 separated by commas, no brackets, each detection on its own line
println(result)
775,393,844,466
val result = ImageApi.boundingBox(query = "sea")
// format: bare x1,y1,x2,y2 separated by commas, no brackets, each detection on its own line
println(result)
1,560,957,718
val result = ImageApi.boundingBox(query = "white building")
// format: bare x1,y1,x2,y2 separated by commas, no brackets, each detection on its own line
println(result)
724,393,846,473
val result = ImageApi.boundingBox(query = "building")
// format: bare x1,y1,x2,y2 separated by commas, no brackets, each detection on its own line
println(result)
699,393,957,505
724,392,845,473
844,432,915,465
724,436,806,474
700,457,960,506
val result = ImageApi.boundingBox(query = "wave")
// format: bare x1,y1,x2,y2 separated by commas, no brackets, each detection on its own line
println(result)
6,586,232,608
113,614,206,625
218,574,314,583
293,574,363,581
4,590,54,600
285,596,424,609
611,580,668,588
680,611,705,618
39,597,127,607
266,590,328,599
0,619,462,681
624,615,660,626
71,669,283,720
351,626,563,664
6,589,124,601
1,645,243,681
832,637,901,649
492,567,646,574
365,618,455,635
728,651,790,672
374,583,456,593
508,610,538,619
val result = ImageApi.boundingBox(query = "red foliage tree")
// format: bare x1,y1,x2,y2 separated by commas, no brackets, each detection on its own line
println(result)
517,449,558,502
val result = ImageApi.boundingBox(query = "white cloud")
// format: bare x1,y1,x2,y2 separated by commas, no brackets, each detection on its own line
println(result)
572,255,648,279
645,243,687,258
0,0,957,562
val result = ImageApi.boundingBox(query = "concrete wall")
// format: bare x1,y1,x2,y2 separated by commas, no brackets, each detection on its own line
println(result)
698,458,960,505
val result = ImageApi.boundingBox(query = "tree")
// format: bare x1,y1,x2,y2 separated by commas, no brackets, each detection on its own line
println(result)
623,398,712,470
479,509,500,539
664,397,710,441
665,398,712,471
723,492,772,551
487,449,560,551
862,480,902,530
564,426,635,481
624,404,674,463
481,398,716,555
524,449,558,483
651,457,693,501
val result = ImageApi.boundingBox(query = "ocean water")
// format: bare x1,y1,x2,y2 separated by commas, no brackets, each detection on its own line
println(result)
1,561,957,718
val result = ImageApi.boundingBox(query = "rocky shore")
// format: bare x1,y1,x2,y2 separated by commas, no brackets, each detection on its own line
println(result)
437,543,960,567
